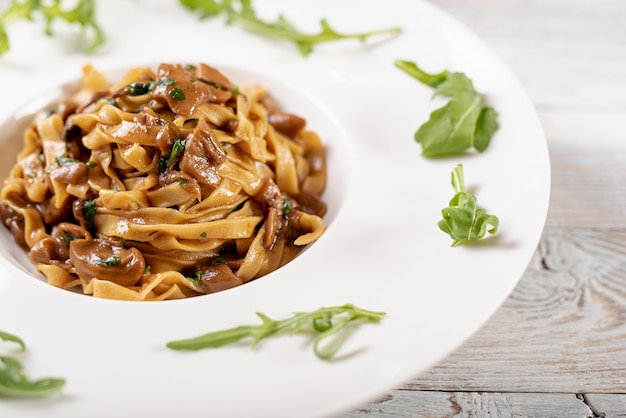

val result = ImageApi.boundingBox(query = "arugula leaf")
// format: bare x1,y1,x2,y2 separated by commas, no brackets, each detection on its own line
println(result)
394,59,499,157
0,330,25,352
438,164,499,246
0,330,66,398
180,0,402,56
180,0,222,18
0,0,105,56
167,303,386,359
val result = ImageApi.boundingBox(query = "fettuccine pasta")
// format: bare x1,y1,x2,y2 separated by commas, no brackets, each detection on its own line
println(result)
0,63,327,301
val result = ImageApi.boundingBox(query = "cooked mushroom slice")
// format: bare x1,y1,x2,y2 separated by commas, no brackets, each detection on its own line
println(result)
30,237,70,265
197,264,243,293
0,203,27,247
268,113,306,138
29,221,91,266
69,239,146,287
179,119,226,187
195,63,234,91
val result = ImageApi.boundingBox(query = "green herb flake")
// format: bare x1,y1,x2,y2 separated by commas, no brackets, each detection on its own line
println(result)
58,231,75,247
86,161,97,169
155,77,176,86
54,155,78,166
166,303,386,359
97,256,121,267
169,87,186,100
394,60,499,157
0,330,66,398
178,178,188,186
106,97,118,107
438,164,499,246
281,196,293,218
164,138,186,170
125,82,152,96
158,156,169,173
200,232,207,238
231,86,240,95
186,272,209,294
82,199,96,228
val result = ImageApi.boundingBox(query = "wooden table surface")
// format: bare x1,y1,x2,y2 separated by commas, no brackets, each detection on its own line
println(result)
343,0,626,416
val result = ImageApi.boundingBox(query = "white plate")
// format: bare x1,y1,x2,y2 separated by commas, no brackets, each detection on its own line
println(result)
0,0,550,417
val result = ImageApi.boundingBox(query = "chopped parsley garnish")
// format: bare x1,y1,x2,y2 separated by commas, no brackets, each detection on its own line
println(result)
187,272,208,294
82,199,96,228
54,155,78,166
158,157,169,173
200,232,207,238
169,87,186,100
125,82,152,96
178,178,188,186
97,256,121,267
124,77,177,96
86,161,97,169
154,77,176,86
58,232,75,247
281,196,293,218
163,138,186,171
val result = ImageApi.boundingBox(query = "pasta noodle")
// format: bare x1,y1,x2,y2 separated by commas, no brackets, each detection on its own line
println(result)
0,63,327,301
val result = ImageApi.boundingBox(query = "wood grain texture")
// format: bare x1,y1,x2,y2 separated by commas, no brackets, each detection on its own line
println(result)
427,0,626,110
547,143,626,228
585,394,626,417
344,0,626,416
341,391,593,417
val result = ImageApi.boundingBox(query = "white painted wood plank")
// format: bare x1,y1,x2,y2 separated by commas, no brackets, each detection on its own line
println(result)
426,0,626,110
340,391,592,417
585,394,626,417
546,144,626,227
